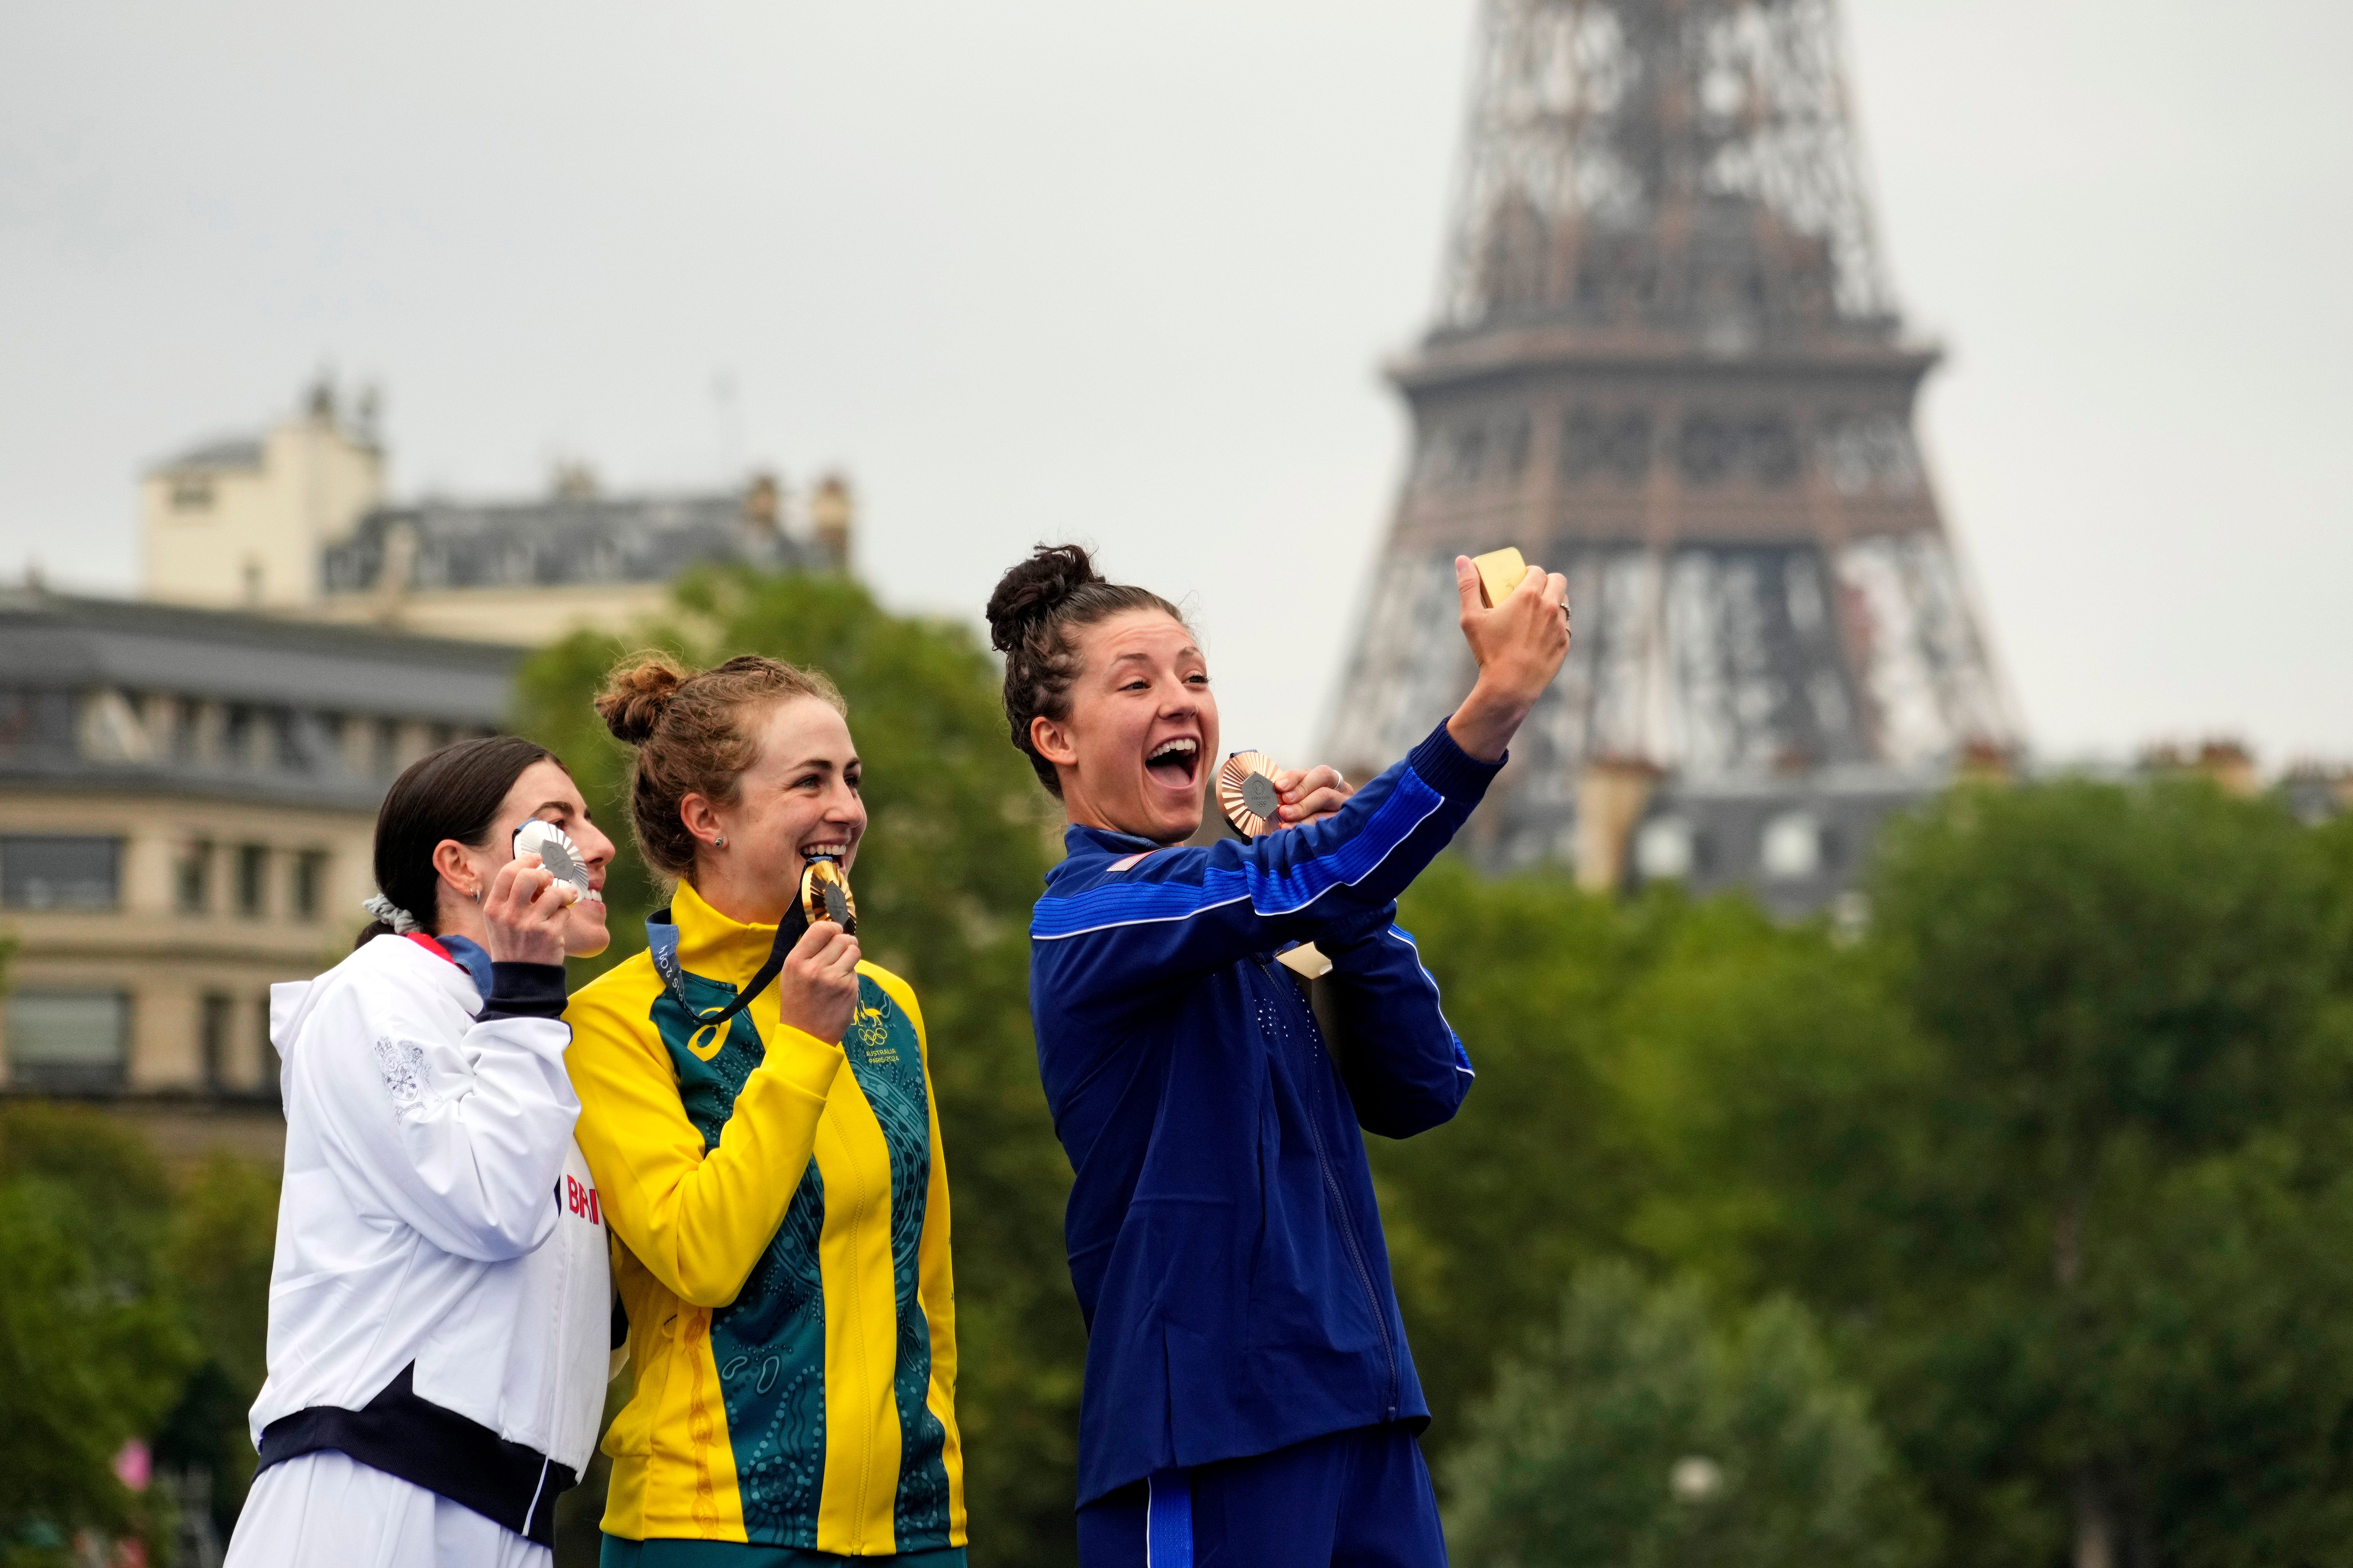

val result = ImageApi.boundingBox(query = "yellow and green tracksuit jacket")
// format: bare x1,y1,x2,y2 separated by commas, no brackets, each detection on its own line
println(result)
565,879,965,1556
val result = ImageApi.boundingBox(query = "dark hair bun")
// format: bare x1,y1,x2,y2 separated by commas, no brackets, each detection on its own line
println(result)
596,654,686,745
985,543,1102,653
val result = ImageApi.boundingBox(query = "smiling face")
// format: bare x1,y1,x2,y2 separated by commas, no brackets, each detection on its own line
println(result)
684,696,867,925
1031,607,1219,845
444,757,616,957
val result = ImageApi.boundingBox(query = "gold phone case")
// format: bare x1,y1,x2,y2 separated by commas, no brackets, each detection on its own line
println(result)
1471,546,1531,607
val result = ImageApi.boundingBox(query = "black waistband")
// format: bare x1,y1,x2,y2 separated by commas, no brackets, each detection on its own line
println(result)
257,1363,576,1547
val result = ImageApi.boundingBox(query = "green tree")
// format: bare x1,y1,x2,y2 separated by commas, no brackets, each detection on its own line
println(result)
154,1155,281,1543
1446,1262,1934,1568
514,565,1085,1568
1390,777,2353,1566
1851,778,2353,1564
1370,861,1678,1460
0,1105,196,1559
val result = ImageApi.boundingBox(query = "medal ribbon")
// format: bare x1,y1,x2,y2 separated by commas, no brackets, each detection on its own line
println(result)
644,862,851,1053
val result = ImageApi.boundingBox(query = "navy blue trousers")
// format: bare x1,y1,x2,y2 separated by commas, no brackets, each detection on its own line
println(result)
1076,1424,1447,1568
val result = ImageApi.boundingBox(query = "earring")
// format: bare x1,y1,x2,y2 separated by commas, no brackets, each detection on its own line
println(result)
714,835,727,849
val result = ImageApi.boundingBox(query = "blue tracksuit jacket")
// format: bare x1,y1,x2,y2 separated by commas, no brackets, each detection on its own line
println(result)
1029,720,1500,1506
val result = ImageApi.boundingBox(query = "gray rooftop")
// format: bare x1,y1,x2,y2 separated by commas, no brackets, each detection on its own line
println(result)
0,590,521,810
152,435,265,472
324,492,816,594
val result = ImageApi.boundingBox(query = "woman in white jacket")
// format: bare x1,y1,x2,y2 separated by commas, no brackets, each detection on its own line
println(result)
226,736,621,1568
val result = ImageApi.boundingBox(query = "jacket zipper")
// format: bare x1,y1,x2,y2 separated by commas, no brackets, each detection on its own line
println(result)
1261,959,1401,1422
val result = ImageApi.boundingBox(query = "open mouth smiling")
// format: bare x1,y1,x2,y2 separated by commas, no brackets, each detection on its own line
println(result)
800,840,854,862
1145,736,1201,789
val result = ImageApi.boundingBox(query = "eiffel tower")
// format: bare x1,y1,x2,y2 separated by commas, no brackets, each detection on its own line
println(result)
1321,0,2012,910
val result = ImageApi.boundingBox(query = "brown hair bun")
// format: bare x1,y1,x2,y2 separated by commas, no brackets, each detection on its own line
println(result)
595,654,687,746
985,543,1103,654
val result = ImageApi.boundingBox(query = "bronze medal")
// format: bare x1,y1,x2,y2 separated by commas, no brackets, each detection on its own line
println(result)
1217,750,1335,1016
800,857,857,935
1217,751,1283,838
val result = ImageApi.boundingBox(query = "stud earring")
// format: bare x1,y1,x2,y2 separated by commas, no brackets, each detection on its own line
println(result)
714,835,727,849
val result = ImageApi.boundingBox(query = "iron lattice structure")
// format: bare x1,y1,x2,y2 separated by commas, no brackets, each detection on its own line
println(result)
1324,0,2010,879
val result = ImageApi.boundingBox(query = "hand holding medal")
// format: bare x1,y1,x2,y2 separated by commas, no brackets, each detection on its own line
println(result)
1216,751,1342,984
650,854,861,1050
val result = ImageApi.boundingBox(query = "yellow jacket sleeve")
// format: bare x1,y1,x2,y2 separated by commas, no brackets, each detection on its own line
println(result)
567,982,847,1309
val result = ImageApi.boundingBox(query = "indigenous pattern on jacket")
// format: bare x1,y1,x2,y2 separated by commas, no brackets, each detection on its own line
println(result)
566,880,963,1556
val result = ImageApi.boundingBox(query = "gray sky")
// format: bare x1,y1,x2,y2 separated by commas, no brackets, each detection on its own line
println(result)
4,1,2348,769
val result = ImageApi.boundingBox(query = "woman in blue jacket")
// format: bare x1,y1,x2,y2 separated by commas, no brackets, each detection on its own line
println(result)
984,545,1569,1567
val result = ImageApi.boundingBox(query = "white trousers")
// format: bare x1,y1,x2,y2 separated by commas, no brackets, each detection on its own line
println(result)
224,1450,551,1568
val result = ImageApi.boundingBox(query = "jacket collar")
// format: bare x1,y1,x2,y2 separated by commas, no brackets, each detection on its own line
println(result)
1054,822,1172,882
652,878,779,984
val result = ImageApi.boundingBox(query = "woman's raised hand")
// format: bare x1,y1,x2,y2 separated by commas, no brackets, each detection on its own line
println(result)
482,853,572,966
777,918,862,1045
1444,555,1571,763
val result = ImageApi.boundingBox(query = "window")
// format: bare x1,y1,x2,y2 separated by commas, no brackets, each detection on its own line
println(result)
293,850,329,922
5,991,129,1093
175,840,214,915
374,719,401,777
1760,812,1823,881
236,844,269,918
201,993,233,1091
224,706,255,769
0,835,122,910
170,477,214,511
271,710,302,772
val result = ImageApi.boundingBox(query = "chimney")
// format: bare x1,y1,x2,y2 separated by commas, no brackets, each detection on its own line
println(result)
809,473,853,571
1575,757,1663,893
551,461,599,501
1957,736,2015,786
2195,739,2259,797
2141,738,2260,797
740,472,783,538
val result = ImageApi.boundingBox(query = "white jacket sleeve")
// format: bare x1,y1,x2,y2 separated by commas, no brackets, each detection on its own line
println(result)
303,961,579,1263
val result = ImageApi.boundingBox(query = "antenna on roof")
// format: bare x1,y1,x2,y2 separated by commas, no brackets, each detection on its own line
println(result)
711,369,745,482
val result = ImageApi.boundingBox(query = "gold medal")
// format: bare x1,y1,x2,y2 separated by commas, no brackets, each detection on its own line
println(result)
801,857,857,934
1217,751,1283,838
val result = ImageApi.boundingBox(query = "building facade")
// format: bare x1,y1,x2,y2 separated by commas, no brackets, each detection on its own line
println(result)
1323,0,2013,908
0,590,516,1161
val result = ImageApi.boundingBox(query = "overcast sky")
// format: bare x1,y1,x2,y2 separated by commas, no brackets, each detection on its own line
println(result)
4,1,2348,768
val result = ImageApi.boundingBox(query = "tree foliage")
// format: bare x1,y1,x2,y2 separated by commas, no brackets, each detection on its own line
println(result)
1390,777,2353,1567
0,1105,197,1559
1446,1263,1934,1568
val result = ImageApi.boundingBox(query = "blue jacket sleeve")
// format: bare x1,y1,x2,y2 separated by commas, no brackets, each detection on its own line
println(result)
1031,721,1502,1020
1316,915,1474,1139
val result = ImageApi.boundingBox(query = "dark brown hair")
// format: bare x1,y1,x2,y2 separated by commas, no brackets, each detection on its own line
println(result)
595,651,847,881
983,544,1186,796
361,735,562,946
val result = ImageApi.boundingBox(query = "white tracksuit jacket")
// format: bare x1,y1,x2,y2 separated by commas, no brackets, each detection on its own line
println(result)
244,933,610,1546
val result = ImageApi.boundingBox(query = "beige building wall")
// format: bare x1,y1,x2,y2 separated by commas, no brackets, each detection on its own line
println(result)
308,580,677,646
141,410,384,610
0,789,377,1163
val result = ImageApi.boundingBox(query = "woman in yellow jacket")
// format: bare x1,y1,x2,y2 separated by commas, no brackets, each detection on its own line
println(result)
565,653,965,1568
